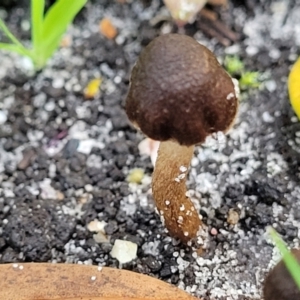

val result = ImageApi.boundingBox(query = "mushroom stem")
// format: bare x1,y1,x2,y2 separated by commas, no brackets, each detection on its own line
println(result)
152,140,202,243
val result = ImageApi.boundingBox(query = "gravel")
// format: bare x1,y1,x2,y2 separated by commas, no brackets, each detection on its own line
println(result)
1,0,300,299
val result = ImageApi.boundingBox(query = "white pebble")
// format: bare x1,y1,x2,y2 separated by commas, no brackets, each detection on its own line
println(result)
265,80,277,92
0,110,7,124
110,239,138,264
262,111,275,123
52,78,65,89
85,184,94,192
44,101,55,112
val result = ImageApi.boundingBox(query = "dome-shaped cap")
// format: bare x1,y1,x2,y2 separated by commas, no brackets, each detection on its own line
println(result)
125,33,238,146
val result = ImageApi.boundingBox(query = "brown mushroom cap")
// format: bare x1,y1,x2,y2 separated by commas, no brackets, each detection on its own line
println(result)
125,33,238,146
263,249,300,300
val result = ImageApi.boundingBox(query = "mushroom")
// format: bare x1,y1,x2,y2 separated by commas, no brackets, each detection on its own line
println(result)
263,249,300,300
125,34,238,243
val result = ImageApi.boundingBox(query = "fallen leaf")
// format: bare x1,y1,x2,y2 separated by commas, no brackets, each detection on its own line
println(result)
99,17,118,39
288,57,300,120
60,34,72,47
0,263,198,300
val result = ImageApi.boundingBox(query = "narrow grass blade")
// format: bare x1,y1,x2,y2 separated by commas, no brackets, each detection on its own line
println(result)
31,0,45,51
269,227,300,290
0,19,28,50
0,42,31,58
40,0,86,62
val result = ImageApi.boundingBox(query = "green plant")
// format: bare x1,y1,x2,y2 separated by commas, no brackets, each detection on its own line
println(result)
224,55,244,75
239,71,261,90
224,55,262,91
268,227,300,290
0,0,86,70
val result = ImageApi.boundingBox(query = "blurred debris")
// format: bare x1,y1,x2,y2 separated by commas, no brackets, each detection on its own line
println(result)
126,168,145,184
84,78,102,100
60,35,72,48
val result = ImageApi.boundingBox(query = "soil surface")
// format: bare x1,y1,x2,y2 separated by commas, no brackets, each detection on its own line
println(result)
1,0,300,299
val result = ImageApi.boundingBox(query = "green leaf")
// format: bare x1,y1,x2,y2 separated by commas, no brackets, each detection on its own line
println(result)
269,227,300,290
39,0,86,64
31,0,45,51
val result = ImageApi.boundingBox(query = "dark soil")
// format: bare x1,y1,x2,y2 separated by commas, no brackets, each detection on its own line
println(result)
1,0,300,299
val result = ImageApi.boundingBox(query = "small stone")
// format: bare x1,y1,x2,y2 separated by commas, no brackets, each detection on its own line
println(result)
84,184,93,193
93,232,109,243
77,140,104,155
63,139,79,158
210,228,218,236
227,208,240,225
0,110,7,124
160,264,172,277
110,239,138,264
18,149,36,170
56,191,65,201
87,220,107,233
44,101,56,112
52,78,65,89
143,256,162,272
39,178,60,200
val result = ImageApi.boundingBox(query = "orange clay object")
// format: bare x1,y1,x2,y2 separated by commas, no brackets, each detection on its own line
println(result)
99,18,118,39
0,263,199,300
